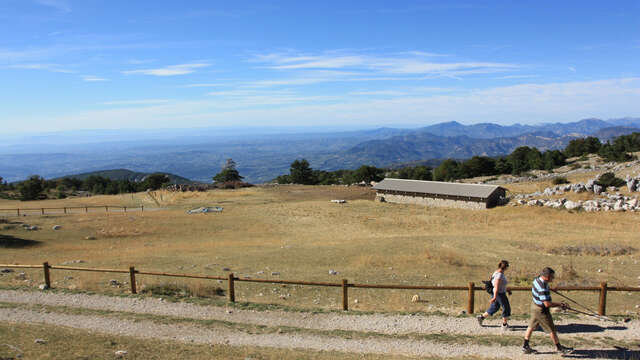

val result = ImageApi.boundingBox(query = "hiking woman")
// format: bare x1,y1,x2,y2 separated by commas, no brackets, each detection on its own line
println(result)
477,260,512,330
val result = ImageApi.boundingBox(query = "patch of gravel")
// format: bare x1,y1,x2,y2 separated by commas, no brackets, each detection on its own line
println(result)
0,290,638,341
0,308,556,359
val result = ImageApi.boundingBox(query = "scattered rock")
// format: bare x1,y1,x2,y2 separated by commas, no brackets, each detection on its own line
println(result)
353,299,359,304
563,201,581,211
62,260,85,265
15,272,26,280
0,268,14,273
28,226,38,231
109,279,121,287
38,284,48,290
593,184,604,195
222,267,231,272
115,350,128,357
271,272,280,276
34,339,47,344
527,199,542,206
52,225,61,230
328,269,338,275
411,294,420,303
84,236,96,240
330,199,346,204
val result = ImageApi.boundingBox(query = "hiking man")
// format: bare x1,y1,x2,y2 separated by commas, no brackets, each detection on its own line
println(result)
522,267,573,354
477,260,512,330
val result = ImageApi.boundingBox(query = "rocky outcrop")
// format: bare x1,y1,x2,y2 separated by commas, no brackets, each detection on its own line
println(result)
513,171,640,213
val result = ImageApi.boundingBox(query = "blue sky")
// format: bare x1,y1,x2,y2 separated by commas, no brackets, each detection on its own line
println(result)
1,0,639,133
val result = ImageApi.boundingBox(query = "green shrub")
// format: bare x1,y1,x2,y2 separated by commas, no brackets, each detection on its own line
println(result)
141,283,225,298
596,172,626,188
552,177,569,185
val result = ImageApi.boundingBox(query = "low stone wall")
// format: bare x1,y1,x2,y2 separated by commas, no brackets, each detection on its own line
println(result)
376,193,486,210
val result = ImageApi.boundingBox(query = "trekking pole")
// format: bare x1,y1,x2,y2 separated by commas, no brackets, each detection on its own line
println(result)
551,289,600,315
564,306,618,323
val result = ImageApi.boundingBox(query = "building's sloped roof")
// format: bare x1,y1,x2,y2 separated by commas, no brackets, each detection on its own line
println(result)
373,178,503,199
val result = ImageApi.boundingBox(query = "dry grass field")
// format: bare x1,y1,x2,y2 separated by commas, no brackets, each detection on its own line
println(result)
1,180,639,315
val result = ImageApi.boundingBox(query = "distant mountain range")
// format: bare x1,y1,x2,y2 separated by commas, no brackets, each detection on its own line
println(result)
1,117,638,183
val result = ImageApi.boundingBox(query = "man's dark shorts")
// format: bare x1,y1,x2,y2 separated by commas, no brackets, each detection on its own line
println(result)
528,302,556,333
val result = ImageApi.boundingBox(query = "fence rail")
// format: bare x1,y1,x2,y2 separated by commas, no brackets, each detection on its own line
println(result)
1,262,638,315
0,205,143,216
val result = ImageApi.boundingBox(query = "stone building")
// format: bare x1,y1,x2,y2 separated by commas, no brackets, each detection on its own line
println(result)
373,178,506,209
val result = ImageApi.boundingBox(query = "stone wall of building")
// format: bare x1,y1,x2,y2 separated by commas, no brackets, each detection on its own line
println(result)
376,193,487,210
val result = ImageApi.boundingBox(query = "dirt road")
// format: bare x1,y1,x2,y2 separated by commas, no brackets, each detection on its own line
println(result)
1,289,639,359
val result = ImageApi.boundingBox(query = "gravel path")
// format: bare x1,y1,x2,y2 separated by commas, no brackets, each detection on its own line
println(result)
1,290,638,340
1,289,639,359
0,308,558,359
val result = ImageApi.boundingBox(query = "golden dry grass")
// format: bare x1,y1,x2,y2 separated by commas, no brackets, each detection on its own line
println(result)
1,185,639,315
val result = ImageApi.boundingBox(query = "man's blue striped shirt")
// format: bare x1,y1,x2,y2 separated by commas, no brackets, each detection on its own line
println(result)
532,276,551,305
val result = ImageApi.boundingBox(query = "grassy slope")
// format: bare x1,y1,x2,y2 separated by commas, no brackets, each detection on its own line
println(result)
0,178,639,315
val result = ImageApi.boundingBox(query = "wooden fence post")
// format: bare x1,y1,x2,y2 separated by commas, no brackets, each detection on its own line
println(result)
228,273,235,302
467,282,475,314
342,279,349,311
129,266,137,294
85,206,88,213
43,262,51,289
599,282,608,316
63,207,67,214
16,209,20,216
41,208,44,215
141,205,144,212
124,206,127,213
105,206,108,213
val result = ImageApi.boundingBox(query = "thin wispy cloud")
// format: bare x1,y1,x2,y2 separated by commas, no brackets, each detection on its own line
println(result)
82,75,108,82
36,0,71,13
101,99,171,105
349,90,407,96
9,63,74,73
253,51,519,77
123,63,211,76
569,66,577,72
182,83,225,88
495,75,539,80
128,59,156,64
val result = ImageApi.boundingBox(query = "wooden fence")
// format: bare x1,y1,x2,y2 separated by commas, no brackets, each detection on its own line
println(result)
0,205,143,216
2,262,639,315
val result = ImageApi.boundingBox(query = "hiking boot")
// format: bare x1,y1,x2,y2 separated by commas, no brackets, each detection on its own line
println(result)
501,324,513,331
476,315,484,326
522,345,536,354
556,344,574,354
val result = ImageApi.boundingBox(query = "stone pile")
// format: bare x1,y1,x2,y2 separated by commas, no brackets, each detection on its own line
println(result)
513,172,640,212
165,183,214,192
516,195,639,212
516,173,640,199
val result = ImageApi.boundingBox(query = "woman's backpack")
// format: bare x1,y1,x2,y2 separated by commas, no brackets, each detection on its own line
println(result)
482,276,494,295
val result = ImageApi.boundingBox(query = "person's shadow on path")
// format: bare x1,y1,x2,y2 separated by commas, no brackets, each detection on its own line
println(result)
562,347,640,359
556,323,628,334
